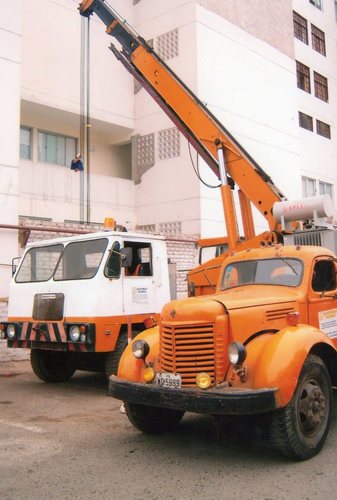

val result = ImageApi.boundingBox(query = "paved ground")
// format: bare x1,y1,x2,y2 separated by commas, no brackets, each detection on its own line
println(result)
2,359,337,499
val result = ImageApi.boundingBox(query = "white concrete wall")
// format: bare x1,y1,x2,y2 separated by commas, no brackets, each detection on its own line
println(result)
19,159,136,227
294,0,337,211
21,0,134,130
196,4,300,236
132,0,202,235
131,0,301,237
0,0,22,318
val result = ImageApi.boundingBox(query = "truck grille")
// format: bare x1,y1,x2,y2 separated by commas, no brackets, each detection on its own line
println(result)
160,323,215,387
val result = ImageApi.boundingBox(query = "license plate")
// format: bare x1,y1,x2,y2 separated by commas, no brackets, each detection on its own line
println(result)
155,372,181,389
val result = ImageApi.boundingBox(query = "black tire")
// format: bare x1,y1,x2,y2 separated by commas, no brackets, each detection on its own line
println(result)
30,349,76,383
125,402,184,434
105,331,140,378
270,354,331,460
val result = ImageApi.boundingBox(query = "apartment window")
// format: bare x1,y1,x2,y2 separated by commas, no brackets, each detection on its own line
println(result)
311,25,326,55
296,61,311,93
319,181,333,200
302,176,316,197
309,0,322,10
314,72,328,101
316,120,331,139
299,112,313,131
20,126,32,160
293,12,308,44
38,131,76,166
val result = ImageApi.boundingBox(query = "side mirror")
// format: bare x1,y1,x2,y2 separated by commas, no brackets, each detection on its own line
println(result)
12,257,21,276
120,247,133,268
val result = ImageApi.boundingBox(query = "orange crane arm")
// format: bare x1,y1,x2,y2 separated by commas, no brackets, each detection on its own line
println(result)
79,0,285,238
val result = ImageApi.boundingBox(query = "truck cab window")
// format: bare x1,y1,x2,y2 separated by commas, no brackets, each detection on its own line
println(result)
54,238,108,280
104,241,121,279
15,244,63,283
312,260,336,292
123,242,152,277
222,258,303,289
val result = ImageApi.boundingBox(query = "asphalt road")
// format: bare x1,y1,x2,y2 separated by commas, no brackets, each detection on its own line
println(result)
2,359,337,500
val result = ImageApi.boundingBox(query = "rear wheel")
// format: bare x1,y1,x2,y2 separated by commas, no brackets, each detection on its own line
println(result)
30,349,76,383
125,402,184,434
270,354,331,460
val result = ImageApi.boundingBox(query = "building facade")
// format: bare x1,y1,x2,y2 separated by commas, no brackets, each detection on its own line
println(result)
1,0,337,319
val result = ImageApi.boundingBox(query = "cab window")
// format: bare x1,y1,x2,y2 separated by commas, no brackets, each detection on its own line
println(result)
104,241,121,279
312,260,336,292
123,242,152,277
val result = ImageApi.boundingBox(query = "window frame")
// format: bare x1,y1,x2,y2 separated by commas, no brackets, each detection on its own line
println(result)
313,71,328,102
20,126,33,160
299,111,313,131
38,129,77,167
319,181,333,200
309,0,323,11
293,12,308,44
296,61,311,93
302,176,316,197
316,120,331,139
311,24,326,56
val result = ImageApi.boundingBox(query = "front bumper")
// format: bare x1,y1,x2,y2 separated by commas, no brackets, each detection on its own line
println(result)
109,376,278,415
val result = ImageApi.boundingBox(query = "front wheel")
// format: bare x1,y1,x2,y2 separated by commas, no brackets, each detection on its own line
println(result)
105,331,140,378
125,402,184,434
30,349,76,383
270,354,332,460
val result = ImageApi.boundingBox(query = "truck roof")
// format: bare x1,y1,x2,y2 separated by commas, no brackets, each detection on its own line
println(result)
24,230,166,248
225,244,336,264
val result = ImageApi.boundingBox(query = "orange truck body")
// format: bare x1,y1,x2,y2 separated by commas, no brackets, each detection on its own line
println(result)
110,244,337,459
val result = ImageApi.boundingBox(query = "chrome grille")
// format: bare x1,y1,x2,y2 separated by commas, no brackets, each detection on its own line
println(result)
160,323,215,387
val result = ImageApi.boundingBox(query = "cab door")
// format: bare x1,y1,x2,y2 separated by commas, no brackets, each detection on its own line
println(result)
121,241,156,315
308,257,337,346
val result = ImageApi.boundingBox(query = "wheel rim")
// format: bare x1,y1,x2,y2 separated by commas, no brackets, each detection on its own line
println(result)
297,377,327,438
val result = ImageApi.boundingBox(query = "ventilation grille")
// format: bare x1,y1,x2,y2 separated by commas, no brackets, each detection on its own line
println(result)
285,231,323,246
265,307,295,321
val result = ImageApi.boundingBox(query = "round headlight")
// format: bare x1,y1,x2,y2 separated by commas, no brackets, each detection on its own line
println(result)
228,342,247,365
132,339,150,360
69,325,81,342
7,324,16,339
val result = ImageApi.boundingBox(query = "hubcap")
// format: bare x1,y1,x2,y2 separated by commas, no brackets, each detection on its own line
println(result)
298,380,326,437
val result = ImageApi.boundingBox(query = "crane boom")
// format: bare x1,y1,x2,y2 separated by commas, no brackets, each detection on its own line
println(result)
79,0,286,237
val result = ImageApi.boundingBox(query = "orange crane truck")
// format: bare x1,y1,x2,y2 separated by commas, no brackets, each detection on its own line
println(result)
79,0,337,460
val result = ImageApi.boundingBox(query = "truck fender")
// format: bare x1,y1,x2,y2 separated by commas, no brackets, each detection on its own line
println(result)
117,325,160,381
246,324,336,408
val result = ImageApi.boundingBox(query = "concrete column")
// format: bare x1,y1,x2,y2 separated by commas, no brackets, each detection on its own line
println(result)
0,1,22,319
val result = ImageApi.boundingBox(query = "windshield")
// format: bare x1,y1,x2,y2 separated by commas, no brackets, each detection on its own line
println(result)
15,238,109,283
16,244,63,283
54,238,108,280
221,257,303,290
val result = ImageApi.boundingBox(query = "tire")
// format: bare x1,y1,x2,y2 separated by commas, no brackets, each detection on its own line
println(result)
270,354,332,460
125,402,184,434
30,349,76,383
105,331,140,378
